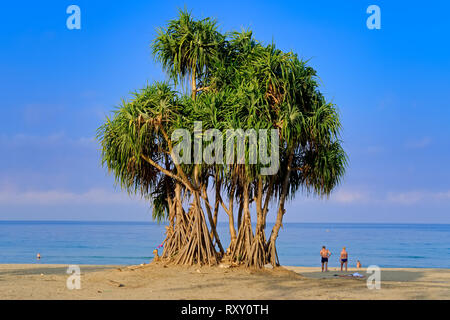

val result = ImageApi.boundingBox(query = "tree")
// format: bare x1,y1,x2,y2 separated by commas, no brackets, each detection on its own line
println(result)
97,9,347,268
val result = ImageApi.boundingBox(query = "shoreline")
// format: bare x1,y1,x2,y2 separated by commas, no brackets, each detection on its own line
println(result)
2,262,449,269
0,263,449,300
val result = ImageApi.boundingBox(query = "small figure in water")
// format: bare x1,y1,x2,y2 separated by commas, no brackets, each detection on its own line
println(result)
356,260,362,269
320,246,331,272
340,247,348,272
36,253,41,260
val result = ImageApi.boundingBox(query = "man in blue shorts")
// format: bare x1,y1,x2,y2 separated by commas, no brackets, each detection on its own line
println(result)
320,246,331,272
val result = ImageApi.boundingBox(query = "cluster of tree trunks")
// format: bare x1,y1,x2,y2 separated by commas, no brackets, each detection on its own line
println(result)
157,161,292,268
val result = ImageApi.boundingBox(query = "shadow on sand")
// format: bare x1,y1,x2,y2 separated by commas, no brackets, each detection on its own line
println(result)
298,270,424,282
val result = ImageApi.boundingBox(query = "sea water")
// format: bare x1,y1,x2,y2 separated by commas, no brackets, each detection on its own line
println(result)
0,221,448,268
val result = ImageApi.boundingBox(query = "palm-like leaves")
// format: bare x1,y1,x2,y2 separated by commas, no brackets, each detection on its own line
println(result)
98,10,347,266
152,9,224,97
97,82,180,221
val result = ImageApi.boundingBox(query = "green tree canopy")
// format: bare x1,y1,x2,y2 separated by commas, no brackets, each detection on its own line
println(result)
97,9,347,267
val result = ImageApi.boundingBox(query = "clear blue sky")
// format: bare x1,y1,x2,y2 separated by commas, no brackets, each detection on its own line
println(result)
1,0,449,222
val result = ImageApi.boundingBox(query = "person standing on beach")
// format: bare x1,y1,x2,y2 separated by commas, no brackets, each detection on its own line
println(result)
320,246,331,272
340,247,348,272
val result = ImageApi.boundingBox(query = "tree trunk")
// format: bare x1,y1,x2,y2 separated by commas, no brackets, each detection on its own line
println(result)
237,196,243,231
218,184,237,254
191,68,197,100
247,178,267,267
231,182,253,264
172,166,218,265
162,183,188,261
267,152,294,266
202,185,225,255
227,207,237,253
209,181,220,240
173,190,217,265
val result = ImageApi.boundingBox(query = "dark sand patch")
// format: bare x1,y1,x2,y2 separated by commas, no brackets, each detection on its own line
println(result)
0,264,118,276
298,270,423,282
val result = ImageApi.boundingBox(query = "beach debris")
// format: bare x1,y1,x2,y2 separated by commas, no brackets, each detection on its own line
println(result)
108,279,125,287
196,269,201,273
218,263,231,269
126,264,146,271
337,272,365,279
264,264,273,269
153,249,160,262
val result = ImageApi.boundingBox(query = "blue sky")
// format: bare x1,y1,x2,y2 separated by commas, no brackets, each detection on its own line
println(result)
0,0,449,222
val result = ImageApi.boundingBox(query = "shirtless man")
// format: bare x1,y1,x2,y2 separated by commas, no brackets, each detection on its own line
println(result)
340,247,348,272
320,246,331,272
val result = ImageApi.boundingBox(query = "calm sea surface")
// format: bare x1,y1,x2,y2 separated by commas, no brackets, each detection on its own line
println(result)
0,221,449,268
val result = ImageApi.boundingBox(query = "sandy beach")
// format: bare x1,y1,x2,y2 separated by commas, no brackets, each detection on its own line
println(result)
0,262,449,300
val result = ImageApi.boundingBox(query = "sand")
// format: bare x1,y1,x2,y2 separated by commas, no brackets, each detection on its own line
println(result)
0,262,449,300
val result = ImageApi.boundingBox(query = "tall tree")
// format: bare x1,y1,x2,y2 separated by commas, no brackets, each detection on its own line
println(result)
98,10,347,268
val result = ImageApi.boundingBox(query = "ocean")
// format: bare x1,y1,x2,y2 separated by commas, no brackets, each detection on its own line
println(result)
0,221,449,268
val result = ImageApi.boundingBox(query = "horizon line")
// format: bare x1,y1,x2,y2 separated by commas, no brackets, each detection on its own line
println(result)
0,219,449,225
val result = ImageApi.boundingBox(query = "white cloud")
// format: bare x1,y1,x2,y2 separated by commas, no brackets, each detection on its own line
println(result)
386,190,450,205
0,133,96,148
0,188,144,206
405,137,432,149
331,189,368,204
325,188,450,206
435,191,450,200
366,145,384,154
386,191,425,204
